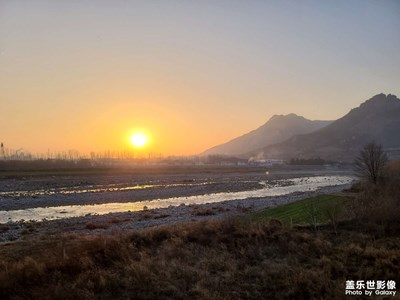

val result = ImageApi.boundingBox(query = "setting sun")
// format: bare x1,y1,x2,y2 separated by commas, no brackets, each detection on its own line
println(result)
130,133,148,148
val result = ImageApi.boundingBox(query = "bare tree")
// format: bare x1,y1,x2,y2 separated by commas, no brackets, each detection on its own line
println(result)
354,142,388,184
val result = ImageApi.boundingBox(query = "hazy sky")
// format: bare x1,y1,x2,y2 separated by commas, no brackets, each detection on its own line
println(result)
1,0,399,155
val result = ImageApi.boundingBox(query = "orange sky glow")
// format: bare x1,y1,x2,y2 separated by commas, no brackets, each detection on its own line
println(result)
0,1,399,156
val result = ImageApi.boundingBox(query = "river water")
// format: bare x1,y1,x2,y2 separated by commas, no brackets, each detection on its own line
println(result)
0,175,353,223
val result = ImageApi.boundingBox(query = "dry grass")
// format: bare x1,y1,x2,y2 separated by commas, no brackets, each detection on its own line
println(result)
0,216,399,299
191,207,215,216
346,175,400,233
85,222,110,230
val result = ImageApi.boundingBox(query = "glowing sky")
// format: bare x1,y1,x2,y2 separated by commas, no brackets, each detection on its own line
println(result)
1,1,399,155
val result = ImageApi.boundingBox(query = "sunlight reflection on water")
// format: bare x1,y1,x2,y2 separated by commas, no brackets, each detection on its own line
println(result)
0,175,354,223
0,182,214,197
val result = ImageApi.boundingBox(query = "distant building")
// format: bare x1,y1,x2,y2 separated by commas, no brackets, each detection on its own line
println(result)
248,158,285,166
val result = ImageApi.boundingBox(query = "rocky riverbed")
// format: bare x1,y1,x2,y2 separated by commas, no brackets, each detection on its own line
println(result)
0,168,351,242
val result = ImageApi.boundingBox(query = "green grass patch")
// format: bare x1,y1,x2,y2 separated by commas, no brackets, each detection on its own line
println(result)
251,194,350,226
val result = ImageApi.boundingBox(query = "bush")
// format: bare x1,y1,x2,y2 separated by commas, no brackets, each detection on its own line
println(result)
346,176,400,231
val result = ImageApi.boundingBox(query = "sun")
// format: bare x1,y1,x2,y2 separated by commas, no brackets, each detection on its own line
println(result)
130,133,148,147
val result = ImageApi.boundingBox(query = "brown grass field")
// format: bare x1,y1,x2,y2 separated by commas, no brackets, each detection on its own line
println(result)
0,212,399,299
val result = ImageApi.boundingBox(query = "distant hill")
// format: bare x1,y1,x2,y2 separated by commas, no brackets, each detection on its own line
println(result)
202,114,332,156
248,94,400,161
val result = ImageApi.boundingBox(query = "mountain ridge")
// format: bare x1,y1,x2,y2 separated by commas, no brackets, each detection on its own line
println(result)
247,93,400,161
202,114,332,156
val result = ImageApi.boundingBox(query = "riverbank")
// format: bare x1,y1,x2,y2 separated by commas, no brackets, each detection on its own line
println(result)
0,167,352,211
0,183,351,242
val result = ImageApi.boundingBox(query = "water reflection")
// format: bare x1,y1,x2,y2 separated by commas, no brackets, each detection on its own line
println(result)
0,182,215,198
0,176,353,223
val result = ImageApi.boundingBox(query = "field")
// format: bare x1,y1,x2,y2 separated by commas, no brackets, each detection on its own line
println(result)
0,208,399,299
250,194,350,226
